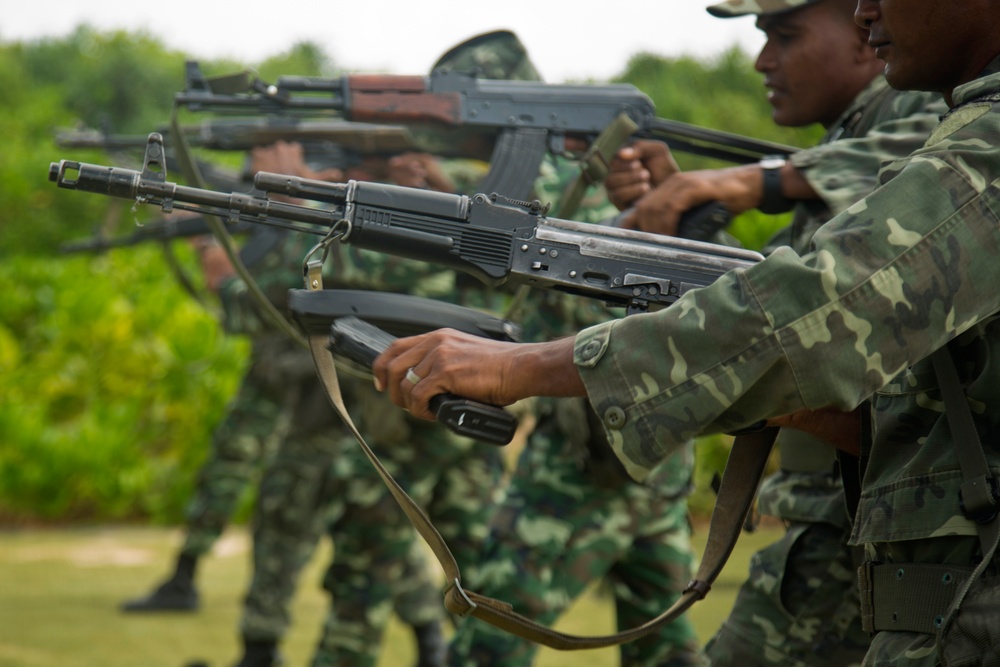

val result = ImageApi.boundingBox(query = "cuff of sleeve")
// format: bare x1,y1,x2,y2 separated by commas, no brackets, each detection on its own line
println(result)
573,320,655,483
788,148,821,170
573,320,614,367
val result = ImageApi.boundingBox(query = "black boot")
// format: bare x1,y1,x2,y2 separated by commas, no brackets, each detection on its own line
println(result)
231,639,283,667
121,553,200,612
413,621,447,667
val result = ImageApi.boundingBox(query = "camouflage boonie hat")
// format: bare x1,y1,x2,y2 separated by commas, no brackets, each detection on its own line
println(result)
431,29,543,82
706,0,822,17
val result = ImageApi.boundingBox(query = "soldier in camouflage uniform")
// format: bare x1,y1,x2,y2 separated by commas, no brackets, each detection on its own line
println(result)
242,31,545,667
604,0,946,664
373,2,1000,664
445,157,704,667
303,176,509,667
221,144,501,667
119,157,350,616
113,142,478,665
306,30,559,667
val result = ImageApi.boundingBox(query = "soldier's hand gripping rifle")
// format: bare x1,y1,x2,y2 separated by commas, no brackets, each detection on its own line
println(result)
50,134,763,317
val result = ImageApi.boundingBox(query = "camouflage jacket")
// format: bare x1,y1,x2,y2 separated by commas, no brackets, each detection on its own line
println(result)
573,59,1000,546
758,78,945,523
769,76,946,256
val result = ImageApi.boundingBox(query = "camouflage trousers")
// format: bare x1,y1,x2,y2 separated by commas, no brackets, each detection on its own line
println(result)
180,337,303,557
447,402,704,667
238,365,349,644
310,380,506,667
705,518,870,667
240,376,504,667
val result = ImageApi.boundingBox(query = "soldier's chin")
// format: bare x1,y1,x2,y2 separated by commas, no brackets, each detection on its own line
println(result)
766,92,788,125
882,62,924,94
769,103,797,129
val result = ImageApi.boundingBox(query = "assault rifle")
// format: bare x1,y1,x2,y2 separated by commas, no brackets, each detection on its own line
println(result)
55,119,423,179
54,120,427,257
56,118,416,154
175,61,798,201
49,134,763,315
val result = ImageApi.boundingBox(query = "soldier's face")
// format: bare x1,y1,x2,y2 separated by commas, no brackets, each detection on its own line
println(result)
754,2,871,127
855,0,998,99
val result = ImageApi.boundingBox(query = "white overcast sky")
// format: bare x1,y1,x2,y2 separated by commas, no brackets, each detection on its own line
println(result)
2,1,766,83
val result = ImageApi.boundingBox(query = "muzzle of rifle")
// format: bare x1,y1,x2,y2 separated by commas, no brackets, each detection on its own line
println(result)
49,160,141,200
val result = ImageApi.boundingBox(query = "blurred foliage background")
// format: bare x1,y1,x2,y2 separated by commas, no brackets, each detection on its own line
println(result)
0,26,821,524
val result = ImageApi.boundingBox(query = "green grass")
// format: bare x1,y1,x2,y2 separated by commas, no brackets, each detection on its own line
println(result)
0,522,782,667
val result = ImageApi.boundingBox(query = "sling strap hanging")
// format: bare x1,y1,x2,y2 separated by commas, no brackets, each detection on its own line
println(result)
556,113,639,220
168,109,309,349
929,347,1000,640
860,346,1000,637
304,252,778,650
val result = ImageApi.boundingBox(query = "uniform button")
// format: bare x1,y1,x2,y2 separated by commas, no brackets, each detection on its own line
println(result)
581,341,602,359
603,406,626,430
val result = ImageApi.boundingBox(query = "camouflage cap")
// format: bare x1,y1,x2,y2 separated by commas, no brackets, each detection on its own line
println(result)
431,29,543,82
706,0,822,18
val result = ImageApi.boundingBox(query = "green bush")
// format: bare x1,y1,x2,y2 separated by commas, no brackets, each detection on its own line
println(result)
0,249,248,522
0,30,351,523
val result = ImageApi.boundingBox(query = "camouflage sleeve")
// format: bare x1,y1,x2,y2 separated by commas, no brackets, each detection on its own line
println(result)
789,92,945,215
573,131,1000,482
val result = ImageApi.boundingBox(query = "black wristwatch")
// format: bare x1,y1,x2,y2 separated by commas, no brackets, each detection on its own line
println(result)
759,155,794,215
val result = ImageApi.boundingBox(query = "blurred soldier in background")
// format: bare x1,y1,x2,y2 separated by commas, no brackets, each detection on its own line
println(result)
300,30,538,667
228,145,487,667
223,31,548,667
443,167,703,667
433,32,704,667
156,142,478,667
119,155,348,616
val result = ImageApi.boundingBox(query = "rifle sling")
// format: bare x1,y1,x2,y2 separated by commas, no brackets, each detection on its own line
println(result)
556,113,638,219
169,109,308,348
159,239,206,305
307,320,778,649
929,346,1000,638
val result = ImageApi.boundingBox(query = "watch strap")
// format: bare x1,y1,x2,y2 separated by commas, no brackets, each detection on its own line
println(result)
759,157,794,214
